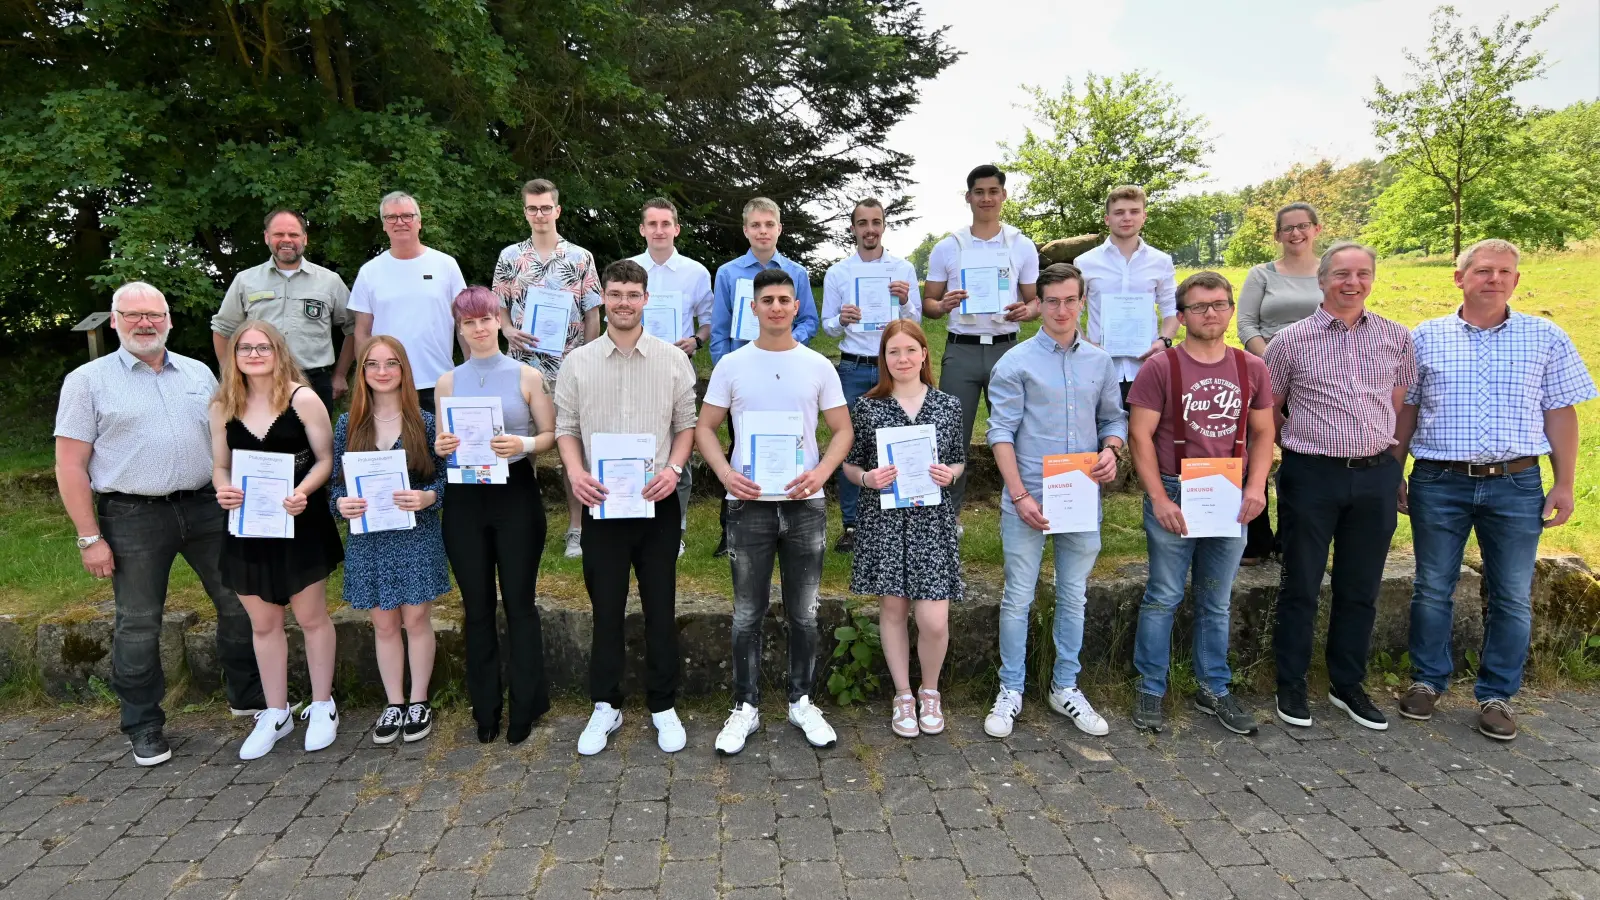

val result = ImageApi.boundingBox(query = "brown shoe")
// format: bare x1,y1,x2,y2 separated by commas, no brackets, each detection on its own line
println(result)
1398,682,1438,721
1478,699,1517,741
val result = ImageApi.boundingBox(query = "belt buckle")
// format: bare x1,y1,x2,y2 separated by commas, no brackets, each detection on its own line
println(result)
1466,462,1502,477
979,335,993,346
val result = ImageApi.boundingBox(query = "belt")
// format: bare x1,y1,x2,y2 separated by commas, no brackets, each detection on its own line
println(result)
1288,450,1390,469
839,352,878,366
100,487,215,504
303,365,332,376
947,332,1018,346
1422,457,1539,478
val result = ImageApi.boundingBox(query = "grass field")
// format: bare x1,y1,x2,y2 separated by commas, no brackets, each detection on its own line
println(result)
3,247,1598,621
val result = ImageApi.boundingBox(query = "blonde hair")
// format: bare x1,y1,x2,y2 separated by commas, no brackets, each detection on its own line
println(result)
1457,238,1521,272
1105,185,1147,211
742,197,781,224
214,322,307,422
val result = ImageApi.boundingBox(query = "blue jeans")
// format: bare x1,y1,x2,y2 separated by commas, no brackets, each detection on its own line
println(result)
998,511,1101,693
1134,475,1244,698
834,358,881,526
1408,461,1546,701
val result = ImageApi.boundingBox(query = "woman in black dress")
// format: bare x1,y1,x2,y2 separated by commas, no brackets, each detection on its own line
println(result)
841,320,965,738
210,322,344,761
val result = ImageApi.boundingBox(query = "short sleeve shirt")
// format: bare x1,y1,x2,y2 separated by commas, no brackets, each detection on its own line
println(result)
1126,347,1273,476
703,344,847,500
925,227,1040,337
493,237,603,380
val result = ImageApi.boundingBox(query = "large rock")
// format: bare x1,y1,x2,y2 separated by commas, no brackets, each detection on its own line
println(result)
1528,554,1600,653
1038,234,1101,267
37,611,193,699
0,614,23,683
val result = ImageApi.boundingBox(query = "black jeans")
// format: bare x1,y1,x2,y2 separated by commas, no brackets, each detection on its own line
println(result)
305,367,334,413
1273,450,1402,691
443,458,549,728
417,387,435,416
728,498,828,706
98,489,264,737
1243,480,1275,559
582,494,681,712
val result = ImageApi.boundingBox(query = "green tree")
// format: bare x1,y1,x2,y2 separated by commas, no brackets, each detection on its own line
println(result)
999,72,1213,249
1223,160,1388,266
906,231,948,280
1367,4,1553,258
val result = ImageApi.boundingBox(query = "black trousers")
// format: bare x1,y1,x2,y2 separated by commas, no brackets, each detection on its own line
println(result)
719,415,738,538
443,458,550,728
305,367,334,413
582,494,682,712
1243,481,1276,559
1273,450,1402,691
417,387,435,416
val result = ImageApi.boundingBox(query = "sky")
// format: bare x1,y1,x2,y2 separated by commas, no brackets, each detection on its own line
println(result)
876,0,1600,258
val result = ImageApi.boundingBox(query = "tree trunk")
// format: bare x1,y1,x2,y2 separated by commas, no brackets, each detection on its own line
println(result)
330,14,356,109
309,16,338,103
1451,188,1463,259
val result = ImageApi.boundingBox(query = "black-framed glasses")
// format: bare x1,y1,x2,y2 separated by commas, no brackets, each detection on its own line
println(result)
118,311,168,324
524,205,556,216
1180,300,1235,314
1278,222,1316,235
236,343,275,357
381,213,419,224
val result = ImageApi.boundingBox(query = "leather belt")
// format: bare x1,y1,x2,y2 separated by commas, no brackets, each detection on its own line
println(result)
947,332,1018,346
303,365,332,376
839,352,878,366
100,488,215,504
1289,450,1390,469
1423,457,1539,478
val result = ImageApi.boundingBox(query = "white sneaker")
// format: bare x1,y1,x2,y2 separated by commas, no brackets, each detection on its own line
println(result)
301,699,339,751
787,696,837,749
984,689,1023,738
240,708,293,760
652,708,687,753
678,540,686,559
1049,685,1109,736
564,528,582,559
715,703,760,756
577,703,622,756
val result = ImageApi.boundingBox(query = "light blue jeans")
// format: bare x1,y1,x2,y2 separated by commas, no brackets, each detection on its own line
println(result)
999,511,1101,693
833,358,881,526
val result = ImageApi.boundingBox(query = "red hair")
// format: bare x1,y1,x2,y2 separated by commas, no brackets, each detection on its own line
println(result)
864,320,935,399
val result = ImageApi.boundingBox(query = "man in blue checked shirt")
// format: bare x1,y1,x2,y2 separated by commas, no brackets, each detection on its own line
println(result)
1395,238,1596,742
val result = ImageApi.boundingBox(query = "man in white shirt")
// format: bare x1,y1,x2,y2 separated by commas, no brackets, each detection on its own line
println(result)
696,269,854,756
922,164,1040,520
821,197,919,553
350,191,468,412
629,197,714,554
1076,185,1179,402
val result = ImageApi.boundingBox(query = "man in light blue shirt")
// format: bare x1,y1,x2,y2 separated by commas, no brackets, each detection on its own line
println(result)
1395,238,1596,741
983,263,1126,741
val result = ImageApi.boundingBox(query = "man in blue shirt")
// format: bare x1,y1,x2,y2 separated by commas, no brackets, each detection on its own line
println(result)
1395,238,1595,741
983,263,1126,740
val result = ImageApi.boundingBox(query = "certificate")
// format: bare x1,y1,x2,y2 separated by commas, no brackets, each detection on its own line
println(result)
960,266,1001,315
343,449,415,535
1101,292,1156,358
875,424,940,509
733,278,760,342
1040,453,1099,534
440,396,509,485
643,290,684,342
229,449,296,539
740,411,805,498
850,272,894,332
1180,457,1247,539
523,286,572,358
592,432,656,520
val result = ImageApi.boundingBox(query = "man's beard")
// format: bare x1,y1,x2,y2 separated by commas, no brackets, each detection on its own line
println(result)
121,330,168,354
274,246,303,265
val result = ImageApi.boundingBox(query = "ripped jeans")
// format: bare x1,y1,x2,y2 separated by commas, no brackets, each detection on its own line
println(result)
727,497,827,707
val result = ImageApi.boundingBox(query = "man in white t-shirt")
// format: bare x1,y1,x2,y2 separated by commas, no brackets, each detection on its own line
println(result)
695,268,853,757
350,191,468,411
1075,184,1179,402
820,197,919,553
922,164,1040,521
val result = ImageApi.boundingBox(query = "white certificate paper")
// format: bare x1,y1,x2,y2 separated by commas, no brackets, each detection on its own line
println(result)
960,266,1002,315
441,396,509,485
733,278,760,342
524,286,572,358
592,432,656,520
1180,458,1247,539
741,411,805,498
875,424,941,509
643,290,684,342
230,449,296,539
1041,453,1099,535
851,272,894,332
343,449,415,535
1101,292,1156,358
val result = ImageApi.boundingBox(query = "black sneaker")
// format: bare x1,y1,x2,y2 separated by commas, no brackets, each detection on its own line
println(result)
833,526,856,554
713,534,729,559
130,730,172,767
1196,691,1259,736
1276,683,1312,727
1329,685,1389,731
1131,692,1165,733
373,704,405,745
403,702,433,742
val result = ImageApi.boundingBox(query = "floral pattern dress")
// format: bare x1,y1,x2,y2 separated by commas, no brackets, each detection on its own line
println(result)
845,388,965,601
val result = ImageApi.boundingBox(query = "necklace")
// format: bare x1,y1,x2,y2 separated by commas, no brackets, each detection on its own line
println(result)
373,410,401,423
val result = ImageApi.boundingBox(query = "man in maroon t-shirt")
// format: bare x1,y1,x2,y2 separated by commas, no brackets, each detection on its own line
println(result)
1125,271,1275,736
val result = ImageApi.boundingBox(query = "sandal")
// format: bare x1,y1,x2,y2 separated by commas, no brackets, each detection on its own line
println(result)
891,693,919,738
917,688,946,735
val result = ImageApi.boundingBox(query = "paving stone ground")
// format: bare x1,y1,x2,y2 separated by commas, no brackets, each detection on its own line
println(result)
3,689,1600,899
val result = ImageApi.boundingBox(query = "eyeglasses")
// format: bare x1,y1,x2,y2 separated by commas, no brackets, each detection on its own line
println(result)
1180,300,1235,314
1041,297,1083,310
118,311,167,324
1278,222,1316,235
235,344,275,357
363,360,403,372
381,213,419,224
524,205,556,216
603,291,646,303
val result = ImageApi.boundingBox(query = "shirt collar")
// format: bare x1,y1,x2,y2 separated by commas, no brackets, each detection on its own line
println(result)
638,249,685,272
1037,330,1082,354
116,346,170,372
1094,236,1149,260
524,236,567,261
737,249,788,270
1454,304,1515,333
599,331,650,358
1312,305,1367,330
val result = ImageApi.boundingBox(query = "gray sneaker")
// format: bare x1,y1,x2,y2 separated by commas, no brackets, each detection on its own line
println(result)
1131,692,1165,733
1196,691,1259,735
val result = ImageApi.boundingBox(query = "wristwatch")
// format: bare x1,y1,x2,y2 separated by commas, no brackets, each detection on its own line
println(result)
1159,336,1174,348
693,336,705,351
76,534,102,550
667,463,685,476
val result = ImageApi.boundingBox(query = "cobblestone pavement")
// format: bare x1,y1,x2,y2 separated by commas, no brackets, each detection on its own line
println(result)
3,691,1600,900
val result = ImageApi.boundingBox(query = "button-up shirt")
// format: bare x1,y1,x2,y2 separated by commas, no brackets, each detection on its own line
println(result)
987,331,1128,515
628,250,714,341
820,251,921,357
212,259,353,370
925,227,1040,337
493,237,603,379
1077,237,1178,382
553,331,699,471
710,250,817,364
54,347,218,495
1406,306,1596,463
1266,306,1417,458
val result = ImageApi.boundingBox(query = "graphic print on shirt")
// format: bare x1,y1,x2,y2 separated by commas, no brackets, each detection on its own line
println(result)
492,239,599,379
1180,377,1244,441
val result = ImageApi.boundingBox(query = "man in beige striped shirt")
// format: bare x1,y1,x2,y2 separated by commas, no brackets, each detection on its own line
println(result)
554,259,698,756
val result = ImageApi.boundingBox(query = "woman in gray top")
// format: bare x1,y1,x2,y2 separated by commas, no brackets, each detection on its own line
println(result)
1235,202,1322,563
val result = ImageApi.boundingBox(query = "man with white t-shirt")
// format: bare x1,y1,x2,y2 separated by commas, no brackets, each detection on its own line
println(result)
923,164,1040,521
820,197,919,553
1076,184,1179,403
351,191,468,411
696,268,853,756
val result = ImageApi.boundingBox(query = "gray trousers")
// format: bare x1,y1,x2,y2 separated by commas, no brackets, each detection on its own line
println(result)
675,465,691,532
938,339,1017,513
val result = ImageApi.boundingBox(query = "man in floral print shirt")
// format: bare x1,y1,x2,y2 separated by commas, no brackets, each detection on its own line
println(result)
493,177,603,558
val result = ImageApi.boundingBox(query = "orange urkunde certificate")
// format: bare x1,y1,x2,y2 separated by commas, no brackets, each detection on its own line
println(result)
1179,457,1246,539
1040,453,1099,535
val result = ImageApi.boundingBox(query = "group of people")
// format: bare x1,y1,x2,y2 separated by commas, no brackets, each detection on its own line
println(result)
53,164,1591,769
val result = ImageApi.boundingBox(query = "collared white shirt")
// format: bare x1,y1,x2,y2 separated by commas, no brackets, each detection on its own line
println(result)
629,249,714,340
926,226,1039,337
820,250,921,357
1077,237,1178,382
